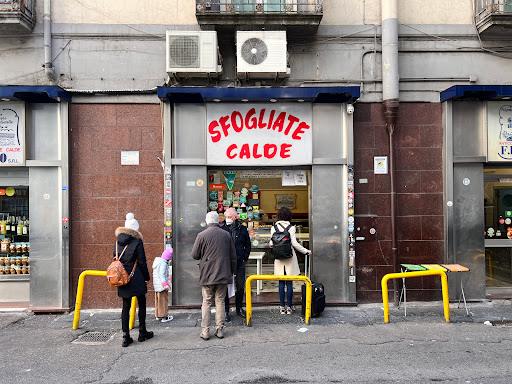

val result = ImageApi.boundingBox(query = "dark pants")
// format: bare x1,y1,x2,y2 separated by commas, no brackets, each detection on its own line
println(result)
122,295,146,333
225,260,246,312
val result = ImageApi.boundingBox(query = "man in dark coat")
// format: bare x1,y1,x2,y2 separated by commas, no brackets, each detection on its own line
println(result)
223,207,251,320
191,211,236,340
115,213,153,347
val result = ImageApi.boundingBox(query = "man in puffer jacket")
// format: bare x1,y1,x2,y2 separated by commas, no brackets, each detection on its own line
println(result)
152,247,173,323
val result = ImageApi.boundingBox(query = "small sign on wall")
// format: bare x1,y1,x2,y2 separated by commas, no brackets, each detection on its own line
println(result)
0,103,25,166
374,156,388,174
121,151,139,165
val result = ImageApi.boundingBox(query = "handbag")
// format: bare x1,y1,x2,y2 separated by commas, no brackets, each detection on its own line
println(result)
106,243,137,287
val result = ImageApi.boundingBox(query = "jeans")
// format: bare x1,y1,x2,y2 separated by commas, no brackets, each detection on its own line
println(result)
225,260,246,312
122,295,146,333
279,280,293,307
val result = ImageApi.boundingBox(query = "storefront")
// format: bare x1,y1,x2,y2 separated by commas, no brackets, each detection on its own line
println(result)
442,85,512,300
0,86,71,310
158,86,359,305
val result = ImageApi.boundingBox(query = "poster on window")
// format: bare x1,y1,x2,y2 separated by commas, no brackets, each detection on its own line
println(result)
488,102,512,162
206,103,312,166
0,103,25,166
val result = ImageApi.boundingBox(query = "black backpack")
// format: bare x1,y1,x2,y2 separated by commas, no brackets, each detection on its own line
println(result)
271,223,293,260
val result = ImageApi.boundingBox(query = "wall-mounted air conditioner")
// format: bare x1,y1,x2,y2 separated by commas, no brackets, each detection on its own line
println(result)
166,31,222,77
236,30,290,79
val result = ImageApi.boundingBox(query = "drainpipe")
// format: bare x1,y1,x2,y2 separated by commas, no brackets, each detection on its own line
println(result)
43,0,55,83
382,0,400,305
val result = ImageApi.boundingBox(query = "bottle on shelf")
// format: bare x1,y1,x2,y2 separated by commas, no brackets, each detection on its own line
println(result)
5,215,11,233
17,216,23,236
22,216,28,235
11,216,17,236
0,214,6,235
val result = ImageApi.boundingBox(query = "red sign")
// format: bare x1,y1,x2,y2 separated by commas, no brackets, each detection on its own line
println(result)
209,184,225,190
165,200,172,208
500,218,505,224
62,217,69,223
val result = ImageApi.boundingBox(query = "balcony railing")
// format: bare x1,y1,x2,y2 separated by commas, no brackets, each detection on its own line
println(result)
475,0,512,20
196,0,323,26
0,0,36,33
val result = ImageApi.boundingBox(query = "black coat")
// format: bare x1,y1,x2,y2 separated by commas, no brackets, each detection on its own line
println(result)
223,220,251,262
114,227,150,298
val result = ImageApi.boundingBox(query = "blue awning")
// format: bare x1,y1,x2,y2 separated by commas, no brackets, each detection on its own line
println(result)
0,86,71,103
441,85,512,102
157,86,360,104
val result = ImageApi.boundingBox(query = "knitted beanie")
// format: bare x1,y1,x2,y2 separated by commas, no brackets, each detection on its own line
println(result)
162,247,173,261
124,212,139,231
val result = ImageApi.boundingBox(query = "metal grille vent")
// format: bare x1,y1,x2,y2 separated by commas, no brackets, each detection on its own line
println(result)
168,36,200,68
241,38,268,65
72,331,116,344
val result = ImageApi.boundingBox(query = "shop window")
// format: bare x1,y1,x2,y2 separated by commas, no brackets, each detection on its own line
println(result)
0,186,30,277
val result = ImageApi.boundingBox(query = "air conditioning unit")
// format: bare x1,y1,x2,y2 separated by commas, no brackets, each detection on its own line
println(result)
166,31,222,77
236,31,290,79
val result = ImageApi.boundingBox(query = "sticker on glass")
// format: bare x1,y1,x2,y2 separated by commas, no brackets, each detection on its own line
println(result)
462,178,470,186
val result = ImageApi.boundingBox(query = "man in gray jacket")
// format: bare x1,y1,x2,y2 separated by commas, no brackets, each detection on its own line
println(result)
191,211,237,340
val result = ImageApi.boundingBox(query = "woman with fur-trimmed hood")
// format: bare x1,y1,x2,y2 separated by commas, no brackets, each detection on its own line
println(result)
115,213,153,347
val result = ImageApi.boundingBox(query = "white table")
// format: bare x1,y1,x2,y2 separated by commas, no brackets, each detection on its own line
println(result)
248,252,265,295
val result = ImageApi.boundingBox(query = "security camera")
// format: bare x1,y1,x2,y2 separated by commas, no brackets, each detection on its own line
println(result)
347,104,354,115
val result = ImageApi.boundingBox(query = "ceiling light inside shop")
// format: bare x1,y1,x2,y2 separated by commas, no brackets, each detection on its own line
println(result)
213,99,221,102
297,99,305,102
241,99,249,102
269,99,277,103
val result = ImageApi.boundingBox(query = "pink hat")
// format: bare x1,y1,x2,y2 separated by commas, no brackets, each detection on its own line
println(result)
162,247,173,261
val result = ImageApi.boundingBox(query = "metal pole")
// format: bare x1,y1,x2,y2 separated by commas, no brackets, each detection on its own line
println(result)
43,0,55,83
382,0,400,305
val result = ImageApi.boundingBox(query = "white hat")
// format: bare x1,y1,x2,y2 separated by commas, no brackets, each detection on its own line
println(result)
125,212,139,231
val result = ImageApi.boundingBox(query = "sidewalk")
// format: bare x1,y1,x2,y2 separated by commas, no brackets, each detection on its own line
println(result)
2,299,512,330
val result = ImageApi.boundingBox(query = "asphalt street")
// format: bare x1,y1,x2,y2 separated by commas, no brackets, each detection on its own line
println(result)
1,301,512,384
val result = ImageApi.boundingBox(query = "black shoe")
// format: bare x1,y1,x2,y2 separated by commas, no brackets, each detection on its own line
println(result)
122,332,133,347
225,312,232,323
138,329,154,342
236,308,246,318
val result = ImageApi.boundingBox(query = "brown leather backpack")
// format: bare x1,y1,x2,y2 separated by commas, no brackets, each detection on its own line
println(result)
106,243,137,287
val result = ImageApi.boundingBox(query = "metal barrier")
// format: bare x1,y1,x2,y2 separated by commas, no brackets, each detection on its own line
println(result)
245,275,312,326
381,270,450,323
72,270,137,330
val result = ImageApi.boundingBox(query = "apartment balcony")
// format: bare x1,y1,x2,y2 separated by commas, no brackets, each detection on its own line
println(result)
196,0,323,27
0,0,36,33
475,0,512,38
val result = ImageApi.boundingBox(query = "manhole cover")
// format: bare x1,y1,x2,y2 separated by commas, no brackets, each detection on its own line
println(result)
72,331,116,345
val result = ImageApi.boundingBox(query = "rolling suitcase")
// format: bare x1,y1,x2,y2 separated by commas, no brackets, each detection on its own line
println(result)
301,282,326,317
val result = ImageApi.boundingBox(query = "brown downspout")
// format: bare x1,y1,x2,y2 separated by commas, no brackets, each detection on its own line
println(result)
384,99,399,305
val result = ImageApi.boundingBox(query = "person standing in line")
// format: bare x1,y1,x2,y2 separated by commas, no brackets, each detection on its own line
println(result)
222,207,251,321
115,213,153,347
269,207,312,315
191,211,236,340
152,247,174,323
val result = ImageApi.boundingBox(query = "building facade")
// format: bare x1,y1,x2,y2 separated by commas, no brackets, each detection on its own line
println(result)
0,0,511,309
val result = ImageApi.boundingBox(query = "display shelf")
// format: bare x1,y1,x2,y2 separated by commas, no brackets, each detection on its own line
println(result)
0,274,30,280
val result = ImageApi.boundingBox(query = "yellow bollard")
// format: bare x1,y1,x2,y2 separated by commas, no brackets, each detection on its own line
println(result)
381,270,450,323
245,275,312,327
73,270,137,330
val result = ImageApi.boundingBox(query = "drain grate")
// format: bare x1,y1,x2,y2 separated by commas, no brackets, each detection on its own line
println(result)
72,331,116,345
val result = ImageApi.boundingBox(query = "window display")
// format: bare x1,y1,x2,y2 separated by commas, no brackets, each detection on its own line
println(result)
0,186,29,276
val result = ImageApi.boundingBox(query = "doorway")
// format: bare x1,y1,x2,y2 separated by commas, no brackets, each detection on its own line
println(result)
207,168,310,303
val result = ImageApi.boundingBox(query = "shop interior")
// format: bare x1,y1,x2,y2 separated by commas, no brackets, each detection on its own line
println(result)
207,169,310,303
484,167,512,291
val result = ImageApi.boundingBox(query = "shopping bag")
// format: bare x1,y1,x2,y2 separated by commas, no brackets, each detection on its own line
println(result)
227,275,235,298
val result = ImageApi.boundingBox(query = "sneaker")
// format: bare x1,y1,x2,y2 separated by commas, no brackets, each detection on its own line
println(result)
200,330,209,341
286,306,294,315
160,315,173,323
280,306,286,315
214,327,224,339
